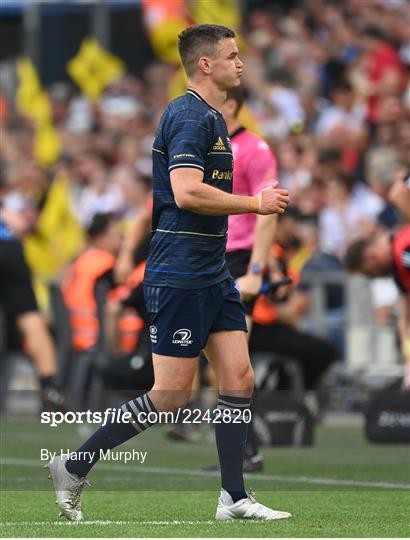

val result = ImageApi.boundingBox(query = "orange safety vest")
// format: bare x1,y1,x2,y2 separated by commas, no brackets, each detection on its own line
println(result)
63,248,147,353
253,296,278,326
253,243,299,325
62,248,115,351
107,262,146,353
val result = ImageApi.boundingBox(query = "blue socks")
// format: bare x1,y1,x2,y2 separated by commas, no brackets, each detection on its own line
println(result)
214,394,251,502
66,390,252,505
66,394,157,478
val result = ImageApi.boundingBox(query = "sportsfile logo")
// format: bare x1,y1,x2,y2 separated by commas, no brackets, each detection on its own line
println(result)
149,325,157,344
172,328,193,347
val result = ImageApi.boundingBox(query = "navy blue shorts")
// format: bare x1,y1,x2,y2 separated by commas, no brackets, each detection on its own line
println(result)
143,277,247,357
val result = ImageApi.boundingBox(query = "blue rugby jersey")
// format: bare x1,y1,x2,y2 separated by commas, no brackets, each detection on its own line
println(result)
144,89,234,289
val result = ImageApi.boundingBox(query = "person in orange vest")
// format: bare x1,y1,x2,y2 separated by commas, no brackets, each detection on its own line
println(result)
250,241,337,394
62,213,145,355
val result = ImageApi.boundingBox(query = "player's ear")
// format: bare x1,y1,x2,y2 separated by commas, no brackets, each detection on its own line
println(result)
198,56,212,75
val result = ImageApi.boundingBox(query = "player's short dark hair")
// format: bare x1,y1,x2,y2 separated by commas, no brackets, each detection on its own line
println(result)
178,24,236,77
226,87,245,116
87,213,115,239
345,239,370,272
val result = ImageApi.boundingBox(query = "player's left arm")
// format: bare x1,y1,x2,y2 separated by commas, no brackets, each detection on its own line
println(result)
236,141,279,300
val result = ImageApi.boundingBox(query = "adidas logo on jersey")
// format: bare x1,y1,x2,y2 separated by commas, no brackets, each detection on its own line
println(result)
213,137,226,151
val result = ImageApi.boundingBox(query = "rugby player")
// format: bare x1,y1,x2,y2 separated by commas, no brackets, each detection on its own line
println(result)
47,24,291,522
345,225,410,389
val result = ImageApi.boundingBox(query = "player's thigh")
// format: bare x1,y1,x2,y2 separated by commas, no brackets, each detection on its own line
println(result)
151,352,199,391
143,285,208,358
204,330,253,396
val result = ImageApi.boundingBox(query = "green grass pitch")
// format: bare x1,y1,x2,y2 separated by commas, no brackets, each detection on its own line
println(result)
1,417,409,537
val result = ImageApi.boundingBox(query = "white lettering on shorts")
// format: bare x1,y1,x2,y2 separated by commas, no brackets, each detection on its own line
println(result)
172,328,193,347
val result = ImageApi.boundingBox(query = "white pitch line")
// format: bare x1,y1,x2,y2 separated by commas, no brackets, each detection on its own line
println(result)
1,520,219,526
1,457,409,490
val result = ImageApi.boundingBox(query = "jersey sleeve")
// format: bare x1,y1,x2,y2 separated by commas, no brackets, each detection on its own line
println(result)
166,110,212,174
247,139,278,196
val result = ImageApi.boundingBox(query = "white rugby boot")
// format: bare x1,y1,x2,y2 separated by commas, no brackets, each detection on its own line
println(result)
46,455,89,521
215,488,292,521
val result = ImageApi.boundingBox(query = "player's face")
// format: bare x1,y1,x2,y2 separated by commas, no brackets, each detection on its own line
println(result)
210,38,243,90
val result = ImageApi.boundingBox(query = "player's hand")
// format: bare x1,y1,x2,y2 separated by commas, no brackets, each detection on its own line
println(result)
236,273,263,301
256,183,289,215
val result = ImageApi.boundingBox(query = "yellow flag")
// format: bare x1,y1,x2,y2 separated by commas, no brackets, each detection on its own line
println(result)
27,90,52,126
190,0,241,29
33,122,61,167
190,0,246,51
16,58,52,125
67,38,125,102
16,58,61,167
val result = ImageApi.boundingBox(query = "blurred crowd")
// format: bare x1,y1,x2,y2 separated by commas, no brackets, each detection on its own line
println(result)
1,0,409,378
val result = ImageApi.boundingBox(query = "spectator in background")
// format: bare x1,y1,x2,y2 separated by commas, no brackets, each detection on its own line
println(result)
315,80,366,146
297,218,345,335
62,213,123,353
319,171,383,258
75,152,124,227
361,26,405,123
365,146,401,228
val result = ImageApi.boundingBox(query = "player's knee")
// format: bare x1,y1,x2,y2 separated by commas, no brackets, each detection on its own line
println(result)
242,364,255,394
234,363,254,394
150,386,191,412
221,363,254,394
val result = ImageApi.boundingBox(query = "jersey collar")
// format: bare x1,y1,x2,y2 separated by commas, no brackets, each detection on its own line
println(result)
186,88,219,114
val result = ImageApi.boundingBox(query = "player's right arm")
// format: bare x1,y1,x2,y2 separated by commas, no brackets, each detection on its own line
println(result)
165,109,288,217
171,168,289,216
